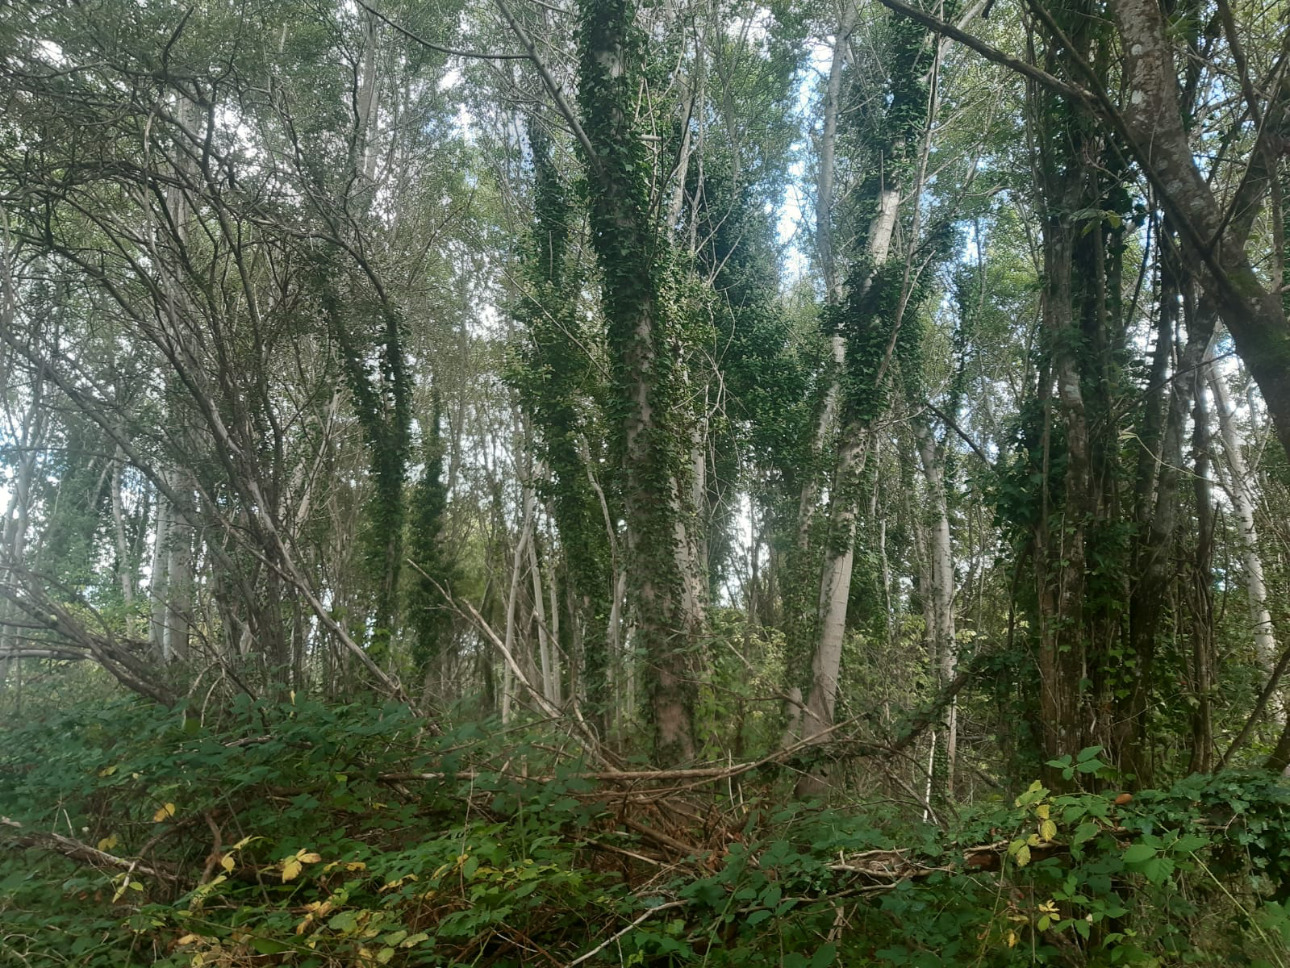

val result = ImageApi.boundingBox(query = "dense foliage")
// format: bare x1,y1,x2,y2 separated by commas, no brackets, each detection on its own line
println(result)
6,696,1290,966
3,0,1290,962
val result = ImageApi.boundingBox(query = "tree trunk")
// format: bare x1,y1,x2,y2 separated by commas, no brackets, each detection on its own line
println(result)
915,417,957,796
110,446,136,640
795,3,857,549
577,0,704,763
1210,362,1282,720
1110,0,1290,465
1188,372,1216,773
148,486,172,659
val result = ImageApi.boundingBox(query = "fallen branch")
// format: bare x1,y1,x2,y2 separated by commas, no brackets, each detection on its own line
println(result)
1,818,181,882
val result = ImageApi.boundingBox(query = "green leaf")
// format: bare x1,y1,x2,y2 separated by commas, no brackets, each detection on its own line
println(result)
249,937,294,955
1072,822,1099,846
1122,843,1155,864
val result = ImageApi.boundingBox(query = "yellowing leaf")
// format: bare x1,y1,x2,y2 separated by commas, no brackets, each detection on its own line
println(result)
153,803,176,822
220,854,235,872
1016,845,1032,868
99,765,118,777
377,947,396,964
1006,930,1018,948
97,834,119,851
324,860,367,873
176,934,202,946
297,852,322,864
1040,820,1058,842
230,835,261,851
282,858,303,882
1035,804,1050,820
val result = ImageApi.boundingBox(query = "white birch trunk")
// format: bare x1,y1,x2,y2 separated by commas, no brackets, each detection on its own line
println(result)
149,488,171,658
1209,365,1282,720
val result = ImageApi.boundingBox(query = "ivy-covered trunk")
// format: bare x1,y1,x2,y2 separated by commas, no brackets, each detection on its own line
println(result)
577,0,703,763
796,8,936,797
513,126,615,731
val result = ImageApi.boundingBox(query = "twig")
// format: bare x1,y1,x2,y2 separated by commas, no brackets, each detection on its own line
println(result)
565,899,689,967
353,0,529,60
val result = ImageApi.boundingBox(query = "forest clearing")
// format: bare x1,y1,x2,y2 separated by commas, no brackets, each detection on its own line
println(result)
2,0,1290,964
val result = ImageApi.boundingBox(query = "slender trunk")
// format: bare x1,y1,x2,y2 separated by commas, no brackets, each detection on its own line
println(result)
1121,285,1215,778
915,418,957,795
1210,362,1282,721
110,446,136,639
1189,375,1216,773
154,98,198,667
795,4,858,547
163,474,193,663
0,396,42,696
501,502,533,726
802,204,901,749
528,531,560,707
149,487,171,659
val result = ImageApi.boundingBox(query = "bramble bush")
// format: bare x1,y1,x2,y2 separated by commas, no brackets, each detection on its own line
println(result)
2,699,1288,966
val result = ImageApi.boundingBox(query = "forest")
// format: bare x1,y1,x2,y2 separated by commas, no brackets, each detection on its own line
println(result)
2,0,1290,963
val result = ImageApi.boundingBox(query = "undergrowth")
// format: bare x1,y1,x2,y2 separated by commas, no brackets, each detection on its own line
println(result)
2,696,1290,966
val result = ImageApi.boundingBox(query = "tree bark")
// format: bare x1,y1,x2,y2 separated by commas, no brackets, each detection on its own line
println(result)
1110,0,1290,464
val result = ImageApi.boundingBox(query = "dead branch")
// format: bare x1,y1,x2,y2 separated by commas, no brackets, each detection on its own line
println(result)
1,818,181,882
